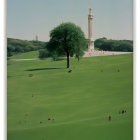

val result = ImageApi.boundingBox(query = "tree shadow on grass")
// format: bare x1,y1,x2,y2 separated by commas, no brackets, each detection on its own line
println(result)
25,67,65,71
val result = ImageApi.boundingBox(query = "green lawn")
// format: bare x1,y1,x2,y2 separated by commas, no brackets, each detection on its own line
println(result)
10,51,39,59
7,52,133,140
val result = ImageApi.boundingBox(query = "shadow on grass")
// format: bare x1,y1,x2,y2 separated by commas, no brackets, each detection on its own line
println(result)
25,67,65,71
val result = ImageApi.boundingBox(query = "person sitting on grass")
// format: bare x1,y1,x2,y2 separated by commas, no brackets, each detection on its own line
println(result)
48,117,51,120
122,110,125,114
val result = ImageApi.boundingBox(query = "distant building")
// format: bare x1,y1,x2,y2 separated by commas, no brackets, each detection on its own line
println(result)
35,35,38,41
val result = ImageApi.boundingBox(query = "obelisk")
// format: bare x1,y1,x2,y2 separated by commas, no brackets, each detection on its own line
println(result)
88,8,94,50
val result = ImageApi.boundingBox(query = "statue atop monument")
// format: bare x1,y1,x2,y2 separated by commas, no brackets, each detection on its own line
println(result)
89,8,93,16
88,8,94,50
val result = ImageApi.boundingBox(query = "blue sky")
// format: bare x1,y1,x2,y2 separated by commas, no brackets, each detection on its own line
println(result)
7,0,133,41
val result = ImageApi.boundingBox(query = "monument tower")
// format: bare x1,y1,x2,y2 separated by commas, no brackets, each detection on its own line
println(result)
88,8,94,50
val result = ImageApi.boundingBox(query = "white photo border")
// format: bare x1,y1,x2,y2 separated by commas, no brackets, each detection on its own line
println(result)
0,0,7,140
134,0,140,140
0,0,139,140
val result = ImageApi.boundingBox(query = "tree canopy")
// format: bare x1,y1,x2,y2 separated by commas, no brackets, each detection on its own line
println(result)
94,38,133,52
47,22,88,68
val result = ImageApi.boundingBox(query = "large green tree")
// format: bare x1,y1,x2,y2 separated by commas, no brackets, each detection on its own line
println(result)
47,22,88,68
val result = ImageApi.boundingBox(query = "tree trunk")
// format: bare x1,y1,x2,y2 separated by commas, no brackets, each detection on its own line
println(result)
66,52,69,68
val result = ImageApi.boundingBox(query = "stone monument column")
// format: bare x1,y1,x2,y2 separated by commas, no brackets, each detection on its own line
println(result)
88,8,94,50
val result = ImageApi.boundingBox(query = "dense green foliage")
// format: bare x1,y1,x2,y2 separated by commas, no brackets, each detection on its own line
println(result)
47,22,89,68
38,49,52,59
8,52,133,140
7,38,46,57
94,38,133,52
38,42,55,59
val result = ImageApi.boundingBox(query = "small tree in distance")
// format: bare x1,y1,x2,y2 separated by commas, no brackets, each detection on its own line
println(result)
47,22,89,68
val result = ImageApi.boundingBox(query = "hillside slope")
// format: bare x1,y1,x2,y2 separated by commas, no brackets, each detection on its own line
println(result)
7,54,133,140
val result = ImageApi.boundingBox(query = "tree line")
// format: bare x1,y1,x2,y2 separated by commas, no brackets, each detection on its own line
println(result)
7,38,46,57
39,37,133,61
7,35,133,61
94,37,133,52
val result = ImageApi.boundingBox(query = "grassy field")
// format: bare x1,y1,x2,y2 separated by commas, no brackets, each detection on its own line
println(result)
7,51,133,140
10,51,39,59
